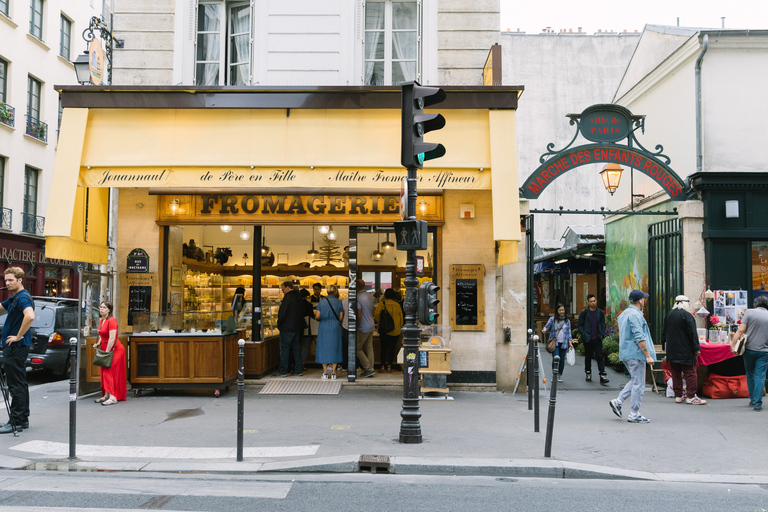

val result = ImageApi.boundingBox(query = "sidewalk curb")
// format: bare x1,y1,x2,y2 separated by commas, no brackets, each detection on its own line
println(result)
9,455,768,484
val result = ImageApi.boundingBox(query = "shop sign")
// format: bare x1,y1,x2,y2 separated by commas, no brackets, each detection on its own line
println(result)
0,241,72,267
127,248,149,273
81,167,492,190
579,105,631,143
200,194,401,216
88,39,104,86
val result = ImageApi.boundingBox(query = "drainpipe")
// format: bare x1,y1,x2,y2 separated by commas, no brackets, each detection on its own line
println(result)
695,34,708,173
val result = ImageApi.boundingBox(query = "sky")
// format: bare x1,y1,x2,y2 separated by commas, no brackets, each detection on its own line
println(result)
500,0,768,34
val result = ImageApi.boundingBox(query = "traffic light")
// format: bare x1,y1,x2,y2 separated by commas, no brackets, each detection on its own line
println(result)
417,281,440,325
401,81,446,169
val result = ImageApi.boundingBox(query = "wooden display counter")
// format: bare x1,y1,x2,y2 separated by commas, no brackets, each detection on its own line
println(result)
129,330,242,397
243,336,280,378
419,347,452,394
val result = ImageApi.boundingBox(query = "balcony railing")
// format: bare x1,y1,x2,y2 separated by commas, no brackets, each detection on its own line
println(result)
25,114,47,142
0,208,11,230
0,102,14,128
21,212,45,236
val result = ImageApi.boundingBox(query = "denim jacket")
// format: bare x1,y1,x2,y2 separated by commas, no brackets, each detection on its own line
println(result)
618,305,657,362
543,316,572,348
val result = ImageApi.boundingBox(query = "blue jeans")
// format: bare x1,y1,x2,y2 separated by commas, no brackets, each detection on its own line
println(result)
743,349,768,409
617,359,646,416
552,345,567,376
279,331,302,375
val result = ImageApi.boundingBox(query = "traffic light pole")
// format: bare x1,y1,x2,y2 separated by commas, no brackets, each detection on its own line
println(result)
399,166,422,444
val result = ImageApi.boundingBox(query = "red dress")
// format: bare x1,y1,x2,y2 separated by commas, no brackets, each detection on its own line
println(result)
98,317,127,401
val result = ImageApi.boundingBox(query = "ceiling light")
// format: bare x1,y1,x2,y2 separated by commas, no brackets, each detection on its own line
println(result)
307,226,319,258
240,228,251,241
220,225,232,233
382,233,394,250
554,258,568,264
260,229,270,254
169,199,180,213
318,225,330,234
372,235,383,260
328,226,337,240
419,199,428,212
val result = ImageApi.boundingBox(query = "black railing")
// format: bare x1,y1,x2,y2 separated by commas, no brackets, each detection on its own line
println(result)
21,212,45,235
25,114,47,142
0,102,14,128
0,207,11,230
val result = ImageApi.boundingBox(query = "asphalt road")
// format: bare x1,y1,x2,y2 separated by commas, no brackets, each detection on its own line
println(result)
0,471,764,511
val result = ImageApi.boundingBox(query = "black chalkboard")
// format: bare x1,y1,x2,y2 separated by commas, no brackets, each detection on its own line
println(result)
128,285,152,326
455,279,478,325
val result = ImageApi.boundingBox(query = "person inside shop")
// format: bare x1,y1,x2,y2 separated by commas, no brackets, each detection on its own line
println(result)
0,267,35,434
277,281,305,377
541,303,575,383
309,282,323,351
289,289,315,374
314,284,344,379
374,288,404,373
356,278,376,378
92,301,127,406
340,293,350,373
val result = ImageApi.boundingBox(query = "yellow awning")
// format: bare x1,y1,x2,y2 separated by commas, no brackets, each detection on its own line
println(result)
44,108,109,264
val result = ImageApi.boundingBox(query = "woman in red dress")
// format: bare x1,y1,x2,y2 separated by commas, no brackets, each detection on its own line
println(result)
92,301,126,405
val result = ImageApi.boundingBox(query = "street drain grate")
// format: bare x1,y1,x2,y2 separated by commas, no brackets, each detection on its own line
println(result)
359,454,391,473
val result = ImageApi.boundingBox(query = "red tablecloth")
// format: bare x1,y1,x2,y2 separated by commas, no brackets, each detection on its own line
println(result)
697,342,739,366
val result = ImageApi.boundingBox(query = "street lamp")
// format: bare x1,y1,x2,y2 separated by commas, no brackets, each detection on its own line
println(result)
600,163,623,195
73,52,92,84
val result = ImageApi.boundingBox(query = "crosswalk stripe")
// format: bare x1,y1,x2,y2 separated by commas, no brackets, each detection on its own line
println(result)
10,440,319,459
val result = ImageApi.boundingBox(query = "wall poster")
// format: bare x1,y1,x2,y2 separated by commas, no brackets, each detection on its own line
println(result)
713,289,748,332
449,264,486,331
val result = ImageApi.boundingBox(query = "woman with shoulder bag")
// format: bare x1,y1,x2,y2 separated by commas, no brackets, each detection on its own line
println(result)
92,302,126,405
541,303,577,382
374,288,405,373
314,285,344,379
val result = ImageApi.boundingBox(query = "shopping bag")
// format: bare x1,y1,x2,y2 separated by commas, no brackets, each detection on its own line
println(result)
566,346,576,366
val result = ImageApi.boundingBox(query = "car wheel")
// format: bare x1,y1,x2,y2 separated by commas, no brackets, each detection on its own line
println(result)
53,356,71,377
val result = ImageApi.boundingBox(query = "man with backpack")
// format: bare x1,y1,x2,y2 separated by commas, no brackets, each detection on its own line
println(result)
374,288,404,373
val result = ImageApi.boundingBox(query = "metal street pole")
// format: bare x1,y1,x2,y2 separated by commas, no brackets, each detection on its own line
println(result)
68,337,78,459
399,165,422,444
236,338,245,461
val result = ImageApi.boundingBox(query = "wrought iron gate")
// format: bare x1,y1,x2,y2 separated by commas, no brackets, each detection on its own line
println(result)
648,218,683,347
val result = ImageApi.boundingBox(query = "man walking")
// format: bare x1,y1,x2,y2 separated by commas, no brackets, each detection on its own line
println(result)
661,295,706,405
0,267,35,433
355,279,376,378
277,281,304,377
730,295,768,411
577,294,609,384
610,289,656,423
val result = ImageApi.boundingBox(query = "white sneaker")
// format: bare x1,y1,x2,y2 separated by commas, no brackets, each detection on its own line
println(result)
627,414,650,423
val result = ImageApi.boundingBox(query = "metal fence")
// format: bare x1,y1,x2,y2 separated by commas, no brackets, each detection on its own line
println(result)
648,218,683,347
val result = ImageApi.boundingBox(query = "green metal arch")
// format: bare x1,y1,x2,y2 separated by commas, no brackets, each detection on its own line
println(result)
520,144,693,200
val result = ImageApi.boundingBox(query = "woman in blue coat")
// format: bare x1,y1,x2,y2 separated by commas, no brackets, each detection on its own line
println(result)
542,303,576,382
314,284,344,379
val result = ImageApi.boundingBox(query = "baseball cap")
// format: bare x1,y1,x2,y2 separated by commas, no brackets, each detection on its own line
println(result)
629,289,649,302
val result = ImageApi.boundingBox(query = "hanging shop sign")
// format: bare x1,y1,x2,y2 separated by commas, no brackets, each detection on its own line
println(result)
126,248,150,273
80,167,492,191
88,39,104,86
157,194,444,224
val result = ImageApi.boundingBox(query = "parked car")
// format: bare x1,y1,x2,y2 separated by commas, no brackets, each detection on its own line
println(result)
0,297,79,376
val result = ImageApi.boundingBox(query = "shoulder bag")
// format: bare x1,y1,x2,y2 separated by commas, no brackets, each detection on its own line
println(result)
92,319,114,368
545,324,564,354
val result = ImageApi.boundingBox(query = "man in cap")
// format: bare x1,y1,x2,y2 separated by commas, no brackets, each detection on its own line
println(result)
661,295,706,405
609,289,657,423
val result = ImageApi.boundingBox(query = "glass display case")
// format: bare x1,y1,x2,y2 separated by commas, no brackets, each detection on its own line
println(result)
261,300,281,339
132,311,237,335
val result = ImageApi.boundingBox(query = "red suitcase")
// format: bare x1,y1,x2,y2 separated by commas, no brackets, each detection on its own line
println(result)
702,374,749,399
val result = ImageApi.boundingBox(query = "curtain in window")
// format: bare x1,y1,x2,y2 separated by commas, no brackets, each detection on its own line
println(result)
228,4,250,85
196,4,222,85
392,2,417,84
364,2,385,85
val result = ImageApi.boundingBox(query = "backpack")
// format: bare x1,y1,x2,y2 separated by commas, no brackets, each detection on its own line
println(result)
378,300,395,334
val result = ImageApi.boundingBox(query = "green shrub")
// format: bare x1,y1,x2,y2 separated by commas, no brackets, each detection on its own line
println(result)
607,352,621,365
602,336,620,357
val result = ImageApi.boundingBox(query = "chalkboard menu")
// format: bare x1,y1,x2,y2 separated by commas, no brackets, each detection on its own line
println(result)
128,285,152,326
455,279,478,325
449,264,486,331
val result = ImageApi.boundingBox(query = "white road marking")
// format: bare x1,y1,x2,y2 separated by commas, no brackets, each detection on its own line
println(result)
0,508,206,512
0,474,291,499
10,440,319,459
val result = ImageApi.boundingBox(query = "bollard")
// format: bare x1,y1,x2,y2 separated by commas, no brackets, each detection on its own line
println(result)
533,334,540,433
68,337,78,460
526,329,533,410
544,355,560,457
236,339,245,462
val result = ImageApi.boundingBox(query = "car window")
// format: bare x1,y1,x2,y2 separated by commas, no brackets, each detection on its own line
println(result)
32,306,55,329
57,307,78,329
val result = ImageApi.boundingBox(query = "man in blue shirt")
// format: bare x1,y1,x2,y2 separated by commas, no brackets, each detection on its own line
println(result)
609,289,656,423
0,267,35,433
355,279,376,378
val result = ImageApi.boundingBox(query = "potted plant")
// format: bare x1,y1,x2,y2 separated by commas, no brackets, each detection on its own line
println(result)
0,102,12,125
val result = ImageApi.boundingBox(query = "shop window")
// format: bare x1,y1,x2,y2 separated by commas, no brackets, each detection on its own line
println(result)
364,0,420,85
753,242,768,300
29,0,43,40
44,280,59,296
61,268,71,297
60,14,72,60
195,1,251,86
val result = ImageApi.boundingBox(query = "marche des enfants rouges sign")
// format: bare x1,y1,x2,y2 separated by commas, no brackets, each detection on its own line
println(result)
521,104,689,200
